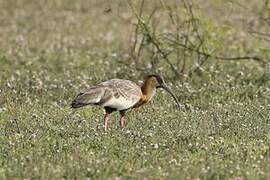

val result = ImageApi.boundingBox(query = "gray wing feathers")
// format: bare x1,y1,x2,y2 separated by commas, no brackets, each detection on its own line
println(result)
71,86,106,108
113,79,141,102
71,79,142,109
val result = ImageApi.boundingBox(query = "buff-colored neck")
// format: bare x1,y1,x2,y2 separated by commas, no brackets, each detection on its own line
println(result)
133,78,157,108
141,78,156,102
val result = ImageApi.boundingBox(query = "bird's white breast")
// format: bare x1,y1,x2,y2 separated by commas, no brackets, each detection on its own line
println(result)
101,95,138,110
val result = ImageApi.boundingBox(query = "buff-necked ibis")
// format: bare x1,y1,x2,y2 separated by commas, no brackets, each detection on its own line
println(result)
71,75,181,130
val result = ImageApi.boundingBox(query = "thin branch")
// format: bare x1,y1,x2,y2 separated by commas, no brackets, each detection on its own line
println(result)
166,37,269,64
248,29,270,41
135,35,145,63
129,0,145,59
180,35,188,74
128,2,181,77
159,0,177,26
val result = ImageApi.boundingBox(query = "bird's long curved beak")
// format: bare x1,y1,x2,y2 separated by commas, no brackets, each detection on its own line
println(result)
160,84,181,109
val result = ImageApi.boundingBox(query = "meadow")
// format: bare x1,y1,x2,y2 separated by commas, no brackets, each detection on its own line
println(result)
0,0,269,179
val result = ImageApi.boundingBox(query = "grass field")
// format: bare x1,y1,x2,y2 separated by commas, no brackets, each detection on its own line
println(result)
0,0,270,179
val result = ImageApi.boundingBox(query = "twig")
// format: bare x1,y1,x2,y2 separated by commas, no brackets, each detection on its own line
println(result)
128,2,181,77
180,35,188,74
248,29,270,41
135,6,158,63
166,37,269,65
129,0,145,59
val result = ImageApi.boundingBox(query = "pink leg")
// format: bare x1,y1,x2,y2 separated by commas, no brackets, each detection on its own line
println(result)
119,111,125,129
104,113,109,131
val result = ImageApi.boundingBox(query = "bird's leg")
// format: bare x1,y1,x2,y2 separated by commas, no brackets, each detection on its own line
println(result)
119,111,126,129
103,107,115,131
103,113,109,131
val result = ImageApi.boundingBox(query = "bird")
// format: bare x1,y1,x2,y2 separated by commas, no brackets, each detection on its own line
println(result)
71,75,181,131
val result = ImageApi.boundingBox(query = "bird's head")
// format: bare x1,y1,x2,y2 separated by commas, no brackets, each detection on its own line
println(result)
145,75,181,109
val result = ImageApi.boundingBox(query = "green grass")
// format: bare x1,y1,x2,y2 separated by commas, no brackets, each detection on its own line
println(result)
0,0,269,179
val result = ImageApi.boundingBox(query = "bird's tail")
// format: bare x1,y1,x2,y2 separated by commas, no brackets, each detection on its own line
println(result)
71,87,104,108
